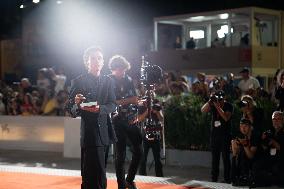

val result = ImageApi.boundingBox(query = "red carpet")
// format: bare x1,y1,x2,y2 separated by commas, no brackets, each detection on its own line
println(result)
0,172,204,189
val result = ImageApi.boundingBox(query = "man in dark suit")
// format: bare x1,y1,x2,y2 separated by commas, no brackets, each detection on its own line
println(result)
67,46,116,189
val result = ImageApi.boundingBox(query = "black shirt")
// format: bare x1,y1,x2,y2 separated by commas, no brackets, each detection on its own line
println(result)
210,101,233,144
109,75,137,101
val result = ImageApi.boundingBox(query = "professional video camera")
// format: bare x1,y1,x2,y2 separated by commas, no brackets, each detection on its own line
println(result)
140,56,164,141
140,56,163,87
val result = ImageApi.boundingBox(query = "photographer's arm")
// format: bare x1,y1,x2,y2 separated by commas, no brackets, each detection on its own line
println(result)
214,102,232,122
201,101,211,113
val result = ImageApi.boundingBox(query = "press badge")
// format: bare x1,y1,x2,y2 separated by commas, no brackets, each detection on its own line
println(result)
270,148,276,156
214,121,221,127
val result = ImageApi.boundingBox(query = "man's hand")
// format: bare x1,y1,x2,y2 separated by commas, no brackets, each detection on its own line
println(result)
269,139,280,150
231,139,240,156
81,105,100,113
75,94,86,105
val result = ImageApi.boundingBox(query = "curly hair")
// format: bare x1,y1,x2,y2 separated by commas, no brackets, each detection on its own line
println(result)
108,55,131,71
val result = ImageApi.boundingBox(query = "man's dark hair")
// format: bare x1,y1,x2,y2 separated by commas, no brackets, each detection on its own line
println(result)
83,46,102,69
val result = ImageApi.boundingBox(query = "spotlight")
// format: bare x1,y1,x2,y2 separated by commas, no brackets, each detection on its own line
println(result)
20,4,24,8
33,0,40,3
56,0,63,4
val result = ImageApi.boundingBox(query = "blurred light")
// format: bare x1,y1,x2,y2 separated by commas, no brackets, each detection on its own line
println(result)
190,30,204,39
190,16,205,21
56,0,63,4
20,4,24,8
217,25,233,38
33,0,40,4
220,13,229,19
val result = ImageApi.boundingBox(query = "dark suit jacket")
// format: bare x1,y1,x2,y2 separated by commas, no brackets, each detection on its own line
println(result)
67,73,117,147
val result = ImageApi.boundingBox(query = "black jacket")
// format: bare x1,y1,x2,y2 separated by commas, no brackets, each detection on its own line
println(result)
67,73,117,147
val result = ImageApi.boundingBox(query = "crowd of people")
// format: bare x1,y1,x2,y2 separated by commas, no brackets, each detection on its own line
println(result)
1,47,284,188
200,68,284,187
0,67,67,116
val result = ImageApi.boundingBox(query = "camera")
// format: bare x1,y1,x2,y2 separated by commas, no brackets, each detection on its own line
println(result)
118,104,138,123
140,56,163,86
209,94,218,102
235,137,249,147
209,90,225,103
263,130,274,145
237,100,248,108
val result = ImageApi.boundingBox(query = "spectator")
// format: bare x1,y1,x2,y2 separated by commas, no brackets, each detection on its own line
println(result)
186,37,196,49
20,93,34,116
37,68,51,93
211,37,223,48
192,72,209,100
275,69,284,111
49,67,67,95
238,67,260,96
7,98,21,115
269,69,280,103
240,34,249,46
173,36,182,49
20,78,35,95
0,93,5,115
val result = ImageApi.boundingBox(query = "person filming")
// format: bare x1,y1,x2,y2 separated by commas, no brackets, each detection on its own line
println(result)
109,55,142,189
139,96,164,177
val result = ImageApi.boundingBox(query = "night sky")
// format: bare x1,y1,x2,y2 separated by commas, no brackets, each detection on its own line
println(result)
1,0,284,39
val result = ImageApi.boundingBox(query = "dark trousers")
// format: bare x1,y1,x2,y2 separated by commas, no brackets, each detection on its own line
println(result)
114,118,142,188
139,139,163,177
231,155,252,184
252,155,284,186
105,145,110,168
211,143,231,182
81,147,107,189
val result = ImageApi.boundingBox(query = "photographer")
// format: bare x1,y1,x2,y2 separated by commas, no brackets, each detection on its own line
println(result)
238,95,264,135
109,55,142,189
139,97,164,177
252,111,284,187
201,90,232,183
231,118,260,186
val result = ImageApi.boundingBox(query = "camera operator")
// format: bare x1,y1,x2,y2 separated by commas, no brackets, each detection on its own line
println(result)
251,111,284,187
109,55,142,189
201,90,232,183
139,97,164,177
237,95,264,135
231,118,260,187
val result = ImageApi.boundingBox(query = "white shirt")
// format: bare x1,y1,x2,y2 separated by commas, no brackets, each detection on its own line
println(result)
53,74,66,94
238,76,260,94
